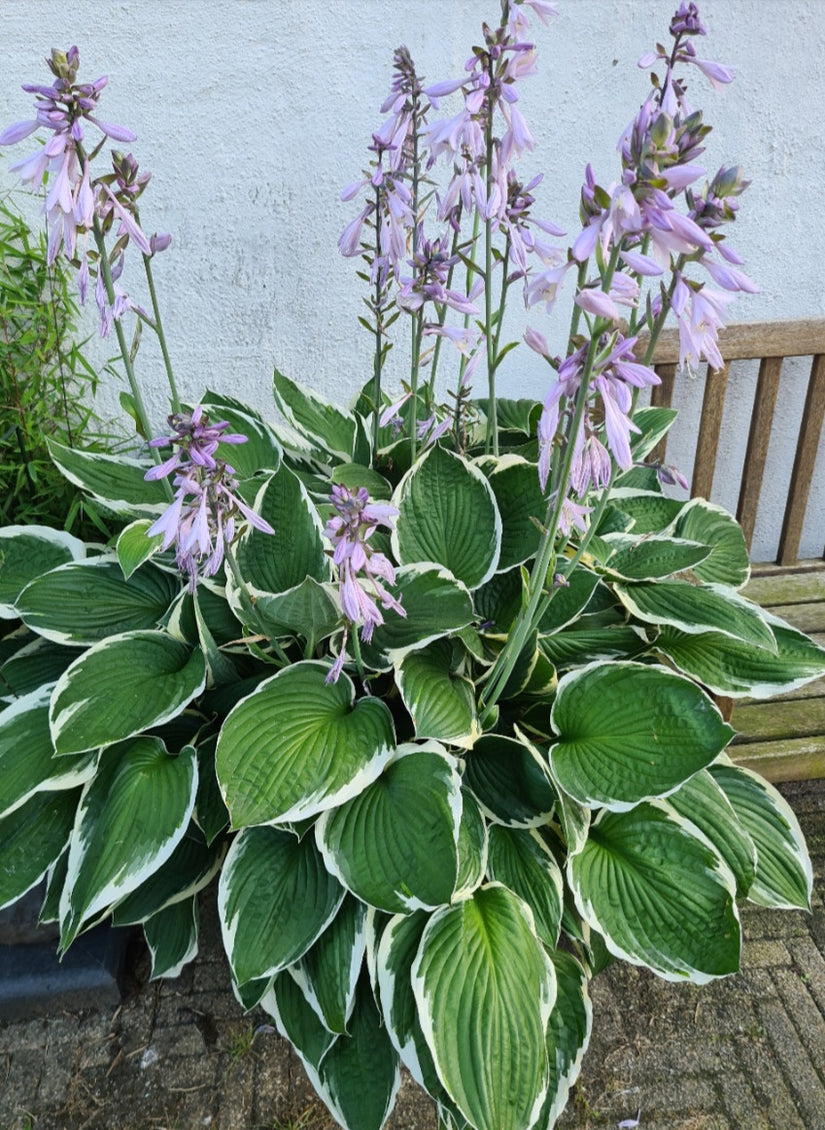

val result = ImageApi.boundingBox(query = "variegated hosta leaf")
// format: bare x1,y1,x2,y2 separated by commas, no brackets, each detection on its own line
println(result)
376,910,451,1100
486,456,544,570
664,769,756,898
255,578,340,646
216,661,396,827
463,734,556,828
198,391,283,477
672,498,750,588
710,764,813,909
290,894,367,1034
273,367,358,462
568,802,741,982
392,445,501,590
653,616,825,698
0,524,85,617
396,639,480,748
487,826,563,948
316,746,462,914
599,533,711,581
264,970,337,1076
614,579,776,651
59,738,198,951
143,895,199,979
0,788,81,911
629,405,678,459
50,630,207,756
111,825,225,925
364,563,474,662
314,973,401,1130
235,464,329,595
608,488,684,536
0,636,77,703
116,519,163,579
455,790,488,898
0,684,97,820
16,557,179,646
412,884,556,1130
218,824,344,987
47,439,168,512
549,661,734,810
532,951,593,1130
538,568,601,635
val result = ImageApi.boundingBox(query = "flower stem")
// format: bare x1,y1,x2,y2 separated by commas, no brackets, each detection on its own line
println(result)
136,210,181,413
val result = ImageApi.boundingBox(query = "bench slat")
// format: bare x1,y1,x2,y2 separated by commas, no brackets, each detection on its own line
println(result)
691,362,729,500
650,362,677,463
732,696,825,742
732,736,825,783
737,355,783,552
778,353,825,565
646,317,825,364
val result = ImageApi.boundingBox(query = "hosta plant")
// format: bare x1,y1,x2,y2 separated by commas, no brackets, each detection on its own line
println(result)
0,5,820,1129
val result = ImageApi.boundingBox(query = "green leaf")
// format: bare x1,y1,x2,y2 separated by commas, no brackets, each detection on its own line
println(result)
376,910,448,1100
316,746,461,913
365,564,474,660
255,578,340,645
143,895,199,979
0,525,85,616
608,488,684,535
550,661,734,810
412,884,556,1130
487,826,563,947
392,445,501,589
533,952,592,1130
265,971,337,1073
672,499,750,588
0,788,80,911
332,463,393,500
462,734,556,827
216,661,396,826
218,824,344,986
652,615,825,698
111,825,225,925
0,684,96,820
600,533,711,581
568,802,741,982
199,391,283,477
290,894,367,1034
614,579,777,651
538,569,601,634
455,790,488,898
17,558,179,645
50,631,207,756
59,738,197,950
630,405,678,460
315,974,401,1130
396,639,480,748
709,764,813,910
273,368,356,462
116,519,163,579
665,769,756,898
486,457,544,570
47,439,168,512
0,636,76,701
236,465,330,594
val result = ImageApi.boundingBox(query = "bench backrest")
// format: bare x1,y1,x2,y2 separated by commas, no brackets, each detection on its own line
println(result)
646,318,825,566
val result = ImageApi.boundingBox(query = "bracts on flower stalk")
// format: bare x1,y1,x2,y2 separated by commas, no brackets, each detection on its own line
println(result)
0,5,820,1130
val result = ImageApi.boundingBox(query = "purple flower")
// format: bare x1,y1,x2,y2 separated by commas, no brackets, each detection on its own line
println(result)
145,408,273,591
323,484,406,681
0,48,136,266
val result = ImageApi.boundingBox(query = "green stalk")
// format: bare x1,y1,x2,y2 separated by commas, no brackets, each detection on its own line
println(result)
90,215,172,499
136,209,181,413
409,309,423,463
371,185,384,465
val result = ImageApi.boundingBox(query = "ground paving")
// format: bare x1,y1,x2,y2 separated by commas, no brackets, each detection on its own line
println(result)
0,780,822,1130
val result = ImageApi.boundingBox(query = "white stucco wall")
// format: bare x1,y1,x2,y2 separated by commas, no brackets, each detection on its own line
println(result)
3,1,825,558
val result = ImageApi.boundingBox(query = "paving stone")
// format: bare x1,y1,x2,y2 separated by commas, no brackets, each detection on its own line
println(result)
741,938,793,966
754,995,825,1126
735,1026,808,1128
787,934,825,1014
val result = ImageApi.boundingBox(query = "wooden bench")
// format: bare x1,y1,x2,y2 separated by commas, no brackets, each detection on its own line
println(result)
647,317,825,782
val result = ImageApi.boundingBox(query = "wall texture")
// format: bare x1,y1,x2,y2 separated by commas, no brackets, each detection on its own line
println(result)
2,1,824,557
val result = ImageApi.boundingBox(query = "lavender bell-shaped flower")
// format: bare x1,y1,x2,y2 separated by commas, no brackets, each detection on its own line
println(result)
323,484,406,683
144,408,274,591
